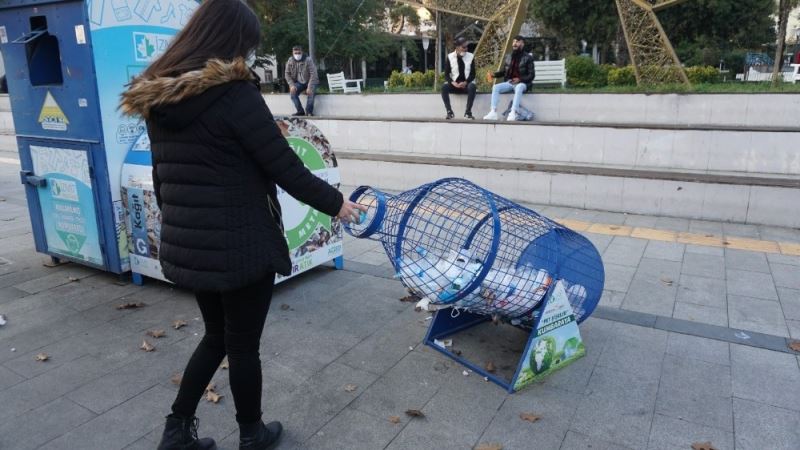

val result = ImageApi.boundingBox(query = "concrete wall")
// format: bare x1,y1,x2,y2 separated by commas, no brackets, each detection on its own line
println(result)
263,92,800,129
2,93,799,226
311,118,800,177
338,158,800,228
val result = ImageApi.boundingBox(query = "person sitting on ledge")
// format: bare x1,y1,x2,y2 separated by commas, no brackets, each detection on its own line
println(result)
285,45,319,117
483,35,535,121
441,37,477,120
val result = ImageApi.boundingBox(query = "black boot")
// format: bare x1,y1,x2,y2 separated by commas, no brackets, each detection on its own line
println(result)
239,420,282,450
156,414,217,450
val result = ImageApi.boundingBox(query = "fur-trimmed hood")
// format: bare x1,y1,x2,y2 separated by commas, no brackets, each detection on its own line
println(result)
120,58,255,123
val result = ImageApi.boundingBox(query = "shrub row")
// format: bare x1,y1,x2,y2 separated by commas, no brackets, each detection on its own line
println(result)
566,56,722,87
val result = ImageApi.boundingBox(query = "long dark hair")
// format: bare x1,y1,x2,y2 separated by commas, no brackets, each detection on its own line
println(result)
141,0,260,79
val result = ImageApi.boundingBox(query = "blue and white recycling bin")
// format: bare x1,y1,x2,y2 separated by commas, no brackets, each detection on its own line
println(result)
0,0,198,273
121,118,345,285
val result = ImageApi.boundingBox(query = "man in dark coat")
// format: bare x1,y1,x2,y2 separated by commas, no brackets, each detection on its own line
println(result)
441,37,477,120
483,35,536,121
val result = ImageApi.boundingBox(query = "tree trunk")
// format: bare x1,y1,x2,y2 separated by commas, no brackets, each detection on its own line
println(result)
772,0,790,85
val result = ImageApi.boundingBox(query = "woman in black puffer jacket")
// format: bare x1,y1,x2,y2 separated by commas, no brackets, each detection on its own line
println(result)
120,1,364,449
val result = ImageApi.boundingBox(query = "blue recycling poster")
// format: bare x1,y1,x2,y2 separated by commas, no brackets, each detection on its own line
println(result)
87,0,199,270
30,145,103,265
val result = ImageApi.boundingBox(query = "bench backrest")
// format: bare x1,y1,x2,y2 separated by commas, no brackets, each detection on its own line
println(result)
532,59,566,86
327,72,346,91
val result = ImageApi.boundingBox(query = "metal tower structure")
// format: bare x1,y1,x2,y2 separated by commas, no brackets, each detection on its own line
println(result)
615,0,690,85
399,0,529,73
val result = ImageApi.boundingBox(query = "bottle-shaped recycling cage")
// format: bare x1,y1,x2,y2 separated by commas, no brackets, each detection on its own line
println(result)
345,178,604,323
345,178,605,392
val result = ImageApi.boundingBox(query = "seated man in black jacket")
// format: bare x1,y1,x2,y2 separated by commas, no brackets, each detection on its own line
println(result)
441,37,477,120
483,35,535,121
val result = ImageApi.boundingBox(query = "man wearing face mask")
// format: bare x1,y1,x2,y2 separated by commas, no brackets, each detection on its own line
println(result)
285,45,319,116
441,37,477,120
483,36,535,121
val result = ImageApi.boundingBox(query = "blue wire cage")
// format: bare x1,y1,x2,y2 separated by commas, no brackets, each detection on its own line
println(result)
345,178,605,324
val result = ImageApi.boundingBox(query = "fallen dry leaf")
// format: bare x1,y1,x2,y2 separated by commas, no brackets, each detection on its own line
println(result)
789,340,800,353
173,320,188,330
454,350,462,356
220,357,229,370
405,409,425,418
67,276,80,282
280,304,290,311
475,444,502,450
659,277,674,286
691,442,718,450
491,314,500,325
205,391,223,404
344,384,358,393
485,361,496,374
146,329,166,338
399,294,420,303
520,412,542,423
388,416,401,424
140,340,155,352
117,302,146,310
206,382,216,392
35,353,49,362
170,373,182,385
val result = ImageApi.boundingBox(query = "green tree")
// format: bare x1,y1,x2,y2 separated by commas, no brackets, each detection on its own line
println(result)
772,0,800,84
530,0,619,62
249,0,412,77
657,0,776,66
530,0,777,67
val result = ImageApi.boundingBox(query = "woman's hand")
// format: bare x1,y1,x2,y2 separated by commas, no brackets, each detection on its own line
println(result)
337,200,368,224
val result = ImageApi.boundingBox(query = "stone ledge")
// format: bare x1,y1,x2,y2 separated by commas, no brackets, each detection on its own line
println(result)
337,150,800,189
297,114,800,133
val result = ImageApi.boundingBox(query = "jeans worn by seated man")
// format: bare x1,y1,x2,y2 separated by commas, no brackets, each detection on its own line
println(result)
290,82,316,116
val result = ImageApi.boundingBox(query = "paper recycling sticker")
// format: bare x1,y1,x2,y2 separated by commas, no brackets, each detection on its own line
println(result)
38,92,69,131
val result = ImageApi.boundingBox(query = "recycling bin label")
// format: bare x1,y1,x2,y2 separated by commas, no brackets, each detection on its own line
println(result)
30,145,103,266
513,280,585,390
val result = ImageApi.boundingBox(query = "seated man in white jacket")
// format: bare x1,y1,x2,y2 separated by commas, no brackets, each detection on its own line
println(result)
441,37,477,120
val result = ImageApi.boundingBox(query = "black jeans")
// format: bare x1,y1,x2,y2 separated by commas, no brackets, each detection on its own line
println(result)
171,274,275,424
441,81,477,114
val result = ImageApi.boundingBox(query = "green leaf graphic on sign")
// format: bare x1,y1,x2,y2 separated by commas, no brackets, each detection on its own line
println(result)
56,231,87,255
286,137,325,170
283,136,330,250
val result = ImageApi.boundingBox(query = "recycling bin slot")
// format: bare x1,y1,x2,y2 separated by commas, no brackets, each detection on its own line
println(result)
16,16,63,86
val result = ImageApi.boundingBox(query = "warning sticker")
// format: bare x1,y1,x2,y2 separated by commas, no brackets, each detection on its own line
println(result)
38,92,70,131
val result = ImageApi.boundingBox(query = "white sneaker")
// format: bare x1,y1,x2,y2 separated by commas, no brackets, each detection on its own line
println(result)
507,110,517,121
483,110,498,121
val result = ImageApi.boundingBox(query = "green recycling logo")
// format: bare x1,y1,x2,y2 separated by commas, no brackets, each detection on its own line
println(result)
283,137,330,249
56,230,87,255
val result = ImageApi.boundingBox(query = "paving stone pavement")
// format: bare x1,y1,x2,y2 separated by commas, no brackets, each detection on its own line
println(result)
2,149,800,449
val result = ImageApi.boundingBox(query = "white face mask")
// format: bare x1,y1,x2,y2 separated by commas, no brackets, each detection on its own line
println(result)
293,53,303,61
246,51,256,66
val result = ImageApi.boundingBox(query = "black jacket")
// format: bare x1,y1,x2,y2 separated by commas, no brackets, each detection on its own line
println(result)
120,59,343,291
494,51,536,88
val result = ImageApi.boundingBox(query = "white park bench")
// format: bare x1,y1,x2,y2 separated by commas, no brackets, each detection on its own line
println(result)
791,64,800,84
532,59,566,88
326,72,363,94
